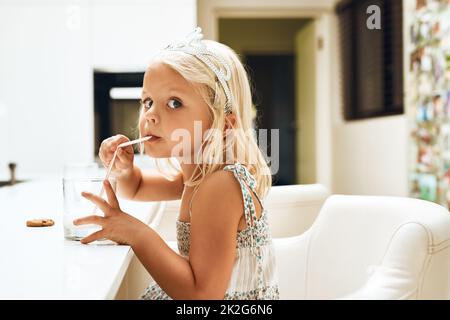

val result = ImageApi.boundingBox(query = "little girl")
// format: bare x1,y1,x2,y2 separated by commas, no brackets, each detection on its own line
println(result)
74,27,279,300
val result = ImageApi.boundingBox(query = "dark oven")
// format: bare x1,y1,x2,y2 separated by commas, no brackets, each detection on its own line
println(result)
93,70,145,155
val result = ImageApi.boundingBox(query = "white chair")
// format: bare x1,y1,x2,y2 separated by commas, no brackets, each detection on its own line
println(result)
274,195,450,299
153,184,330,240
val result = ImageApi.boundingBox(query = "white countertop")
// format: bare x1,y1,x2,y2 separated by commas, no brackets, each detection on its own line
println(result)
0,178,164,299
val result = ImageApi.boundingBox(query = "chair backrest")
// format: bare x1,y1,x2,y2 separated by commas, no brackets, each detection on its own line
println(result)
265,184,329,238
153,184,329,241
301,195,450,299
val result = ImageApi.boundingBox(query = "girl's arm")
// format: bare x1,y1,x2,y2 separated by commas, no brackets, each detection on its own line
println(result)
131,170,242,299
76,171,244,299
116,164,184,202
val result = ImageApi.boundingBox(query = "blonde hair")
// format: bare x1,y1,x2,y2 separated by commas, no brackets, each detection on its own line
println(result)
139,40,272,198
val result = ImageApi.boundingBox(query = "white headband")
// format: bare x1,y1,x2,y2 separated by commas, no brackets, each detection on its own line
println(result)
165,27,233,115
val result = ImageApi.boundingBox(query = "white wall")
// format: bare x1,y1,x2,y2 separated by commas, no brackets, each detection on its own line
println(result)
332,116,408,196
0,0,91,180
0,0,195,180
91,0,196,70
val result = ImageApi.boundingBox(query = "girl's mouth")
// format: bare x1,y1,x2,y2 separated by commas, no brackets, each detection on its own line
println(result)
145,134,162,143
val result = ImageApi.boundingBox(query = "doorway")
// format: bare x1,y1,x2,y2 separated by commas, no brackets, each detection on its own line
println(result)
245,54,296,185
218,18,315,185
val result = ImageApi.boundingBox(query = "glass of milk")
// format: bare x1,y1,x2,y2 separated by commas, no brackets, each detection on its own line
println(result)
62,163,116,240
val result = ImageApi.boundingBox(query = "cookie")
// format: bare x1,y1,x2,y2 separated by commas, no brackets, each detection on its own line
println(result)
26,219,55,227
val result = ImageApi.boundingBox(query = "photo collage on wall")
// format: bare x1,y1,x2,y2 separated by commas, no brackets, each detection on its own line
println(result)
409,0,450,207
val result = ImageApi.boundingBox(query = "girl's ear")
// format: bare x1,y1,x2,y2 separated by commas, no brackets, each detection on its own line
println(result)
224,114,236,131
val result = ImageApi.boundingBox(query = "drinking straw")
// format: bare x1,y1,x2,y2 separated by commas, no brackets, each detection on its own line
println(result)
91,136,151,214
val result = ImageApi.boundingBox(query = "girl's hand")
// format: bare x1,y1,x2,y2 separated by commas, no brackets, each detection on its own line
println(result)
73,180,146,245
99,134,135,178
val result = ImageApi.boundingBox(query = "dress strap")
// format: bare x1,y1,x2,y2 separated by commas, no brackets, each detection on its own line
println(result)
223,162,262,228
224,162,257,192
224,162,266,298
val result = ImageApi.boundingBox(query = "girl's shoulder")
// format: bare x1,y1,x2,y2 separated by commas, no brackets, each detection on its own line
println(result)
197,164,243,197
188,165,245,230
189,162,256,215
201,162,255,194
192,163,247,202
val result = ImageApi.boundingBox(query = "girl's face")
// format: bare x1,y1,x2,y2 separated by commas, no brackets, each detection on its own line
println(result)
139,60,213,161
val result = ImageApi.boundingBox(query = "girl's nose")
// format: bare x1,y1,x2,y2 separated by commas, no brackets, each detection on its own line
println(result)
144,108,159,125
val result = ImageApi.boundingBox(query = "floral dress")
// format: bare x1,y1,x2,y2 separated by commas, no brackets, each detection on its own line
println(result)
140,162,280,300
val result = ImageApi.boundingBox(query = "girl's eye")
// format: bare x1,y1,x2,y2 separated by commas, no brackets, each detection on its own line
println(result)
142,98,153,109
168,99,182,109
